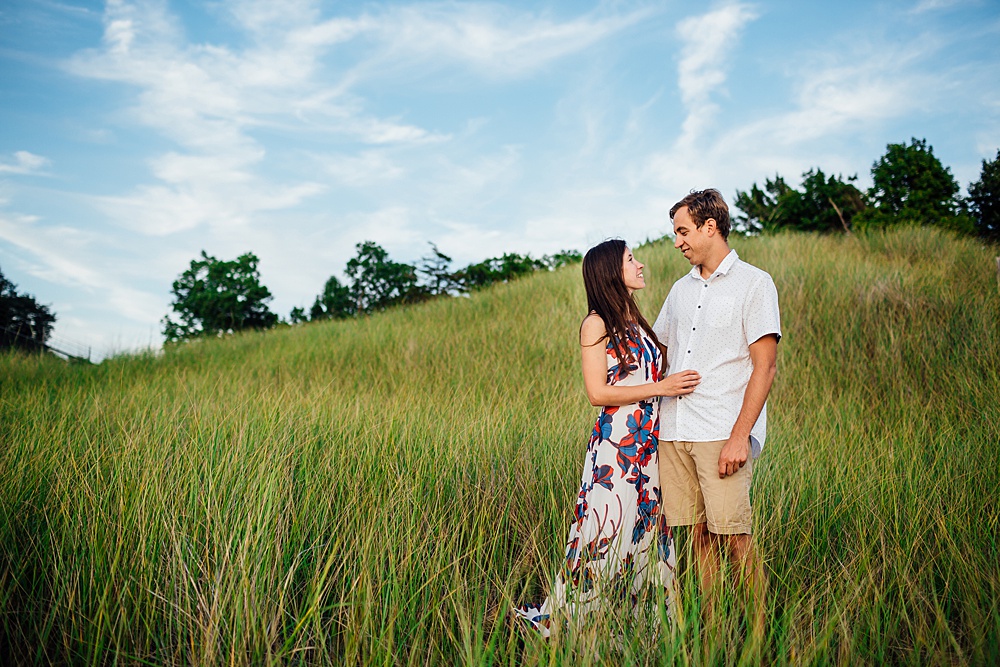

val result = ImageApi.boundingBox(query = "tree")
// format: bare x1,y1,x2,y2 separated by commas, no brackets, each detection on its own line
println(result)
541,249,583,269
733,175,794,234
1,267,56,352
345,241,427,313
857,137,972,233
309,275,353,320
454,252,547,291
162,251,278,342
968,149,1000,242
785,169,865,233
418,243,463,296
734,170,863,234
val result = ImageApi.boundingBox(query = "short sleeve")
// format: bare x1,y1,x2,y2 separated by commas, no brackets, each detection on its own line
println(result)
743,274,781,346
652,289,672,342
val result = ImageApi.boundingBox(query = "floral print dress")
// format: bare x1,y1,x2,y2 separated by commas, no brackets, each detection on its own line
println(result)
514,326,676,637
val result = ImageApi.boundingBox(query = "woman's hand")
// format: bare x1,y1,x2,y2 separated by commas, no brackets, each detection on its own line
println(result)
657,370,701,397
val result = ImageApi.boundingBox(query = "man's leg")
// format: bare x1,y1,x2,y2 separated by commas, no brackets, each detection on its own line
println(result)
690,440,763,635
727,533,766,641
691,521,722,618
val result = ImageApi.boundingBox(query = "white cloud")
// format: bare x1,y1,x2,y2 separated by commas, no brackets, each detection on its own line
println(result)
0,151,50,175
709,36,964,188
322,151,405,186
909,0,968,14
0,210,163,326
720,64,925,154
366,4,653,78
96,174,326,235
25,0,663,353
643,4,993,206
228,0,321,36
674,3,758,148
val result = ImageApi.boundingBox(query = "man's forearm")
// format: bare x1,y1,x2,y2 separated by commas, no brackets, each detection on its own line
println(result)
729,364,777,442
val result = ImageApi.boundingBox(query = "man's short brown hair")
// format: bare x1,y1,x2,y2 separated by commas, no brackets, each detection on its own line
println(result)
670,189,731,240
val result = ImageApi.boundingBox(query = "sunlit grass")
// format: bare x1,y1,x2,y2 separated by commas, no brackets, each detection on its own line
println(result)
2,226,998,664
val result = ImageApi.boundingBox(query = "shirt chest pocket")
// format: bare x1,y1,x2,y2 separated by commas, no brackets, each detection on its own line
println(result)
708,296,737,328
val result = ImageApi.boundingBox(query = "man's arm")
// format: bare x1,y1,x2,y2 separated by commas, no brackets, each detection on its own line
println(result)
718,334,778,478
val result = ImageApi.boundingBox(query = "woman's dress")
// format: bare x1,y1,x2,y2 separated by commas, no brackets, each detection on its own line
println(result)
514,327,676,637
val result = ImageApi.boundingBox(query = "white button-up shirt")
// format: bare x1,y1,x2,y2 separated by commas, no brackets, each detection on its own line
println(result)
652,250,781,457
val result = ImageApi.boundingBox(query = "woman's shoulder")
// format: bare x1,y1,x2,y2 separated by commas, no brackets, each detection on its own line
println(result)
579,312,607,347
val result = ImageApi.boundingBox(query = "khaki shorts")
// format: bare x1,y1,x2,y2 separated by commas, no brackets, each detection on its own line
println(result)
658,439,753,535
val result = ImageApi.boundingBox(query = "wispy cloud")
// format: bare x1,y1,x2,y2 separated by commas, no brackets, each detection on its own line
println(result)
710,30,970,187
722,56,928,156
674,3,758,149
361,3,654,78
0,210,163,326
56,0,648,244
909,0,969,14
0,151,50,175
63,0,352,234
645,2,989,202
321,150,406,186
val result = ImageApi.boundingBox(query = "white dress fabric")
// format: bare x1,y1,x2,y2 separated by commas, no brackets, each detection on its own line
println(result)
514,326,677,637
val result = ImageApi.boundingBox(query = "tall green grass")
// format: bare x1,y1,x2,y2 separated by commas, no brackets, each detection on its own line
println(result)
2,226,998,664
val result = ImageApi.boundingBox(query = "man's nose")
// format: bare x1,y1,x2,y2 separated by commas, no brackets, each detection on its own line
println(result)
674,236,682,248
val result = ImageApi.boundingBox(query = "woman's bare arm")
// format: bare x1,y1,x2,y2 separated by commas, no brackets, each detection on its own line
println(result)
580,313,700,407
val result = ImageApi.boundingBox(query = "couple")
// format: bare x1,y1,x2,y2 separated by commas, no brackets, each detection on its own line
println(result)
515,189,781,637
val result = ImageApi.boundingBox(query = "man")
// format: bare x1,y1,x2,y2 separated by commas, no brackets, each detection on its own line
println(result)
652,189,780,625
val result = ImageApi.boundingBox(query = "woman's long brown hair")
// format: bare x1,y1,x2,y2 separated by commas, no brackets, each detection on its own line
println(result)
581,239,666,375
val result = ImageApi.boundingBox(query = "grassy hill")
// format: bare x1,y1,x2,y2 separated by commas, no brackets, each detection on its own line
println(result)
2,226,998,664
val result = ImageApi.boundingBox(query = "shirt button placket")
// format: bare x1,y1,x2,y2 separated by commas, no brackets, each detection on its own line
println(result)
682,280,706,402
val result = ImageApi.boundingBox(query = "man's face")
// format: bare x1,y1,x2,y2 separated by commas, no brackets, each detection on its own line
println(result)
673,206,712,267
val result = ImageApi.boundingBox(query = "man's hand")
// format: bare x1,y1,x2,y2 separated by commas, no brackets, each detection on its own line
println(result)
717,334,777,479
718,436,749,478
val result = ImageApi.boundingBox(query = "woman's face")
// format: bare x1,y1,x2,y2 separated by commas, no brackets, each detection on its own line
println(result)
621,247,645,293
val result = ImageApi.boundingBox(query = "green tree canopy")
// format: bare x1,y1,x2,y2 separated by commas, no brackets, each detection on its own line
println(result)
310,275,353,320
345,241,426,313
968,149,1000,242
541,249,583,269
733,175,793,235
857,137,972,233
418,243,463,297
734,170,864,234
1,267,56,353
454,252,547,290
162,251,278,342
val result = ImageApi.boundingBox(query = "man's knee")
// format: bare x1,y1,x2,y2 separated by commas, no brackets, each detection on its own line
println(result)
727,533,753,561
692,522,715,549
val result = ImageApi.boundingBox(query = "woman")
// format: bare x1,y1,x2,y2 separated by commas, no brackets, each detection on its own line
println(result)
514,239,700,637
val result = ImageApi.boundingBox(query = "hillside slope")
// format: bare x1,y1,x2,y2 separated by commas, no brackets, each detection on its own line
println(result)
2,227,998,664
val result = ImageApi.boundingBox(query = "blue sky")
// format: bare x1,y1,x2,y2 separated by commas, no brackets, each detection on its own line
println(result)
1,0,998,360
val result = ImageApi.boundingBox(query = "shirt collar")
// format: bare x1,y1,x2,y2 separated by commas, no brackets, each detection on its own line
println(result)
687,249,739,281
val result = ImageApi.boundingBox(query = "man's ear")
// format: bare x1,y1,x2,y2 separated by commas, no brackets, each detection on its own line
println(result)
704,217,717,236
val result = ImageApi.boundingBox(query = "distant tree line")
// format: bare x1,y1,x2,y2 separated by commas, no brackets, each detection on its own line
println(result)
733,138,1000,242
1,266,56,353
163,243,581,343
